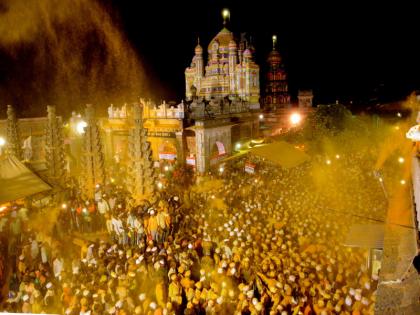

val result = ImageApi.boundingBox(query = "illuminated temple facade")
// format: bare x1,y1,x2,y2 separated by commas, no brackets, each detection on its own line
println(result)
185,27,260,108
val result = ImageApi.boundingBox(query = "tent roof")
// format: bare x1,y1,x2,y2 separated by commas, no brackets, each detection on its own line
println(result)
249,141,310,169
0,155,51,204
344,224,385,249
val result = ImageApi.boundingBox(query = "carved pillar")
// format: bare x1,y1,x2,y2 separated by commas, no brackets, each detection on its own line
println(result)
195,127,208,173
6,105,22,160
175,131,185,165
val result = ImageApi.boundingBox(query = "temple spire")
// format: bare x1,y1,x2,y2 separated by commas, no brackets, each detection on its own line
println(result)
222,8,230,26
272,35,277,50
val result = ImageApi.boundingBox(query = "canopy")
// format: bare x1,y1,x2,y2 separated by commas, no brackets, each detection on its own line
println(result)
248,141,310,169
0,155,51,204
344,224,385,249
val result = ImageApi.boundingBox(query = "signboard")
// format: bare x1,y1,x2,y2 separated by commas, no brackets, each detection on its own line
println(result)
215,141,226,155
159,152,176,160
186,157,196,165
147,131,176,138
244,162,255,174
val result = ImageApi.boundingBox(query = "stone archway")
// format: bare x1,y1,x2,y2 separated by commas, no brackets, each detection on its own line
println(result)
209,141,226,166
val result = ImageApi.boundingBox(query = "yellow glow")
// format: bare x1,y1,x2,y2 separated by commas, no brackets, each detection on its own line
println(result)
222,8,230,19
164,166,169,171
235,143,241,150
61,203,67,209
259,114,264,120
397,112,402,117
219,166,224,173
110,178,115,183
290,113,302,125
272,35,277,42
0,206,6,212
326,159,331,165
398,157,404,164
335,154,340,159
76,121,87,134
400,179,406,185
395,125,400,130
157,182,163,189
0,137,5,146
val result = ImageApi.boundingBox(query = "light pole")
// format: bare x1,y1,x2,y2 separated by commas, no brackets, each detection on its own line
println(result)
0,136,5,156
373,170,388,200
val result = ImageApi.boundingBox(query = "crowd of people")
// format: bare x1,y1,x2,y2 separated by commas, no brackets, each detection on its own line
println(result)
0,148,388,314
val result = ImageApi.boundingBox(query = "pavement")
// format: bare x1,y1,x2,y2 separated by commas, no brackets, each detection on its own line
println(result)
375,201,420,314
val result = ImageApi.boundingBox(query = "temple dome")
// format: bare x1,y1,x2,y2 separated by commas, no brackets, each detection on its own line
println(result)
208,27,234,51
243,49,252,58
195,44,203,55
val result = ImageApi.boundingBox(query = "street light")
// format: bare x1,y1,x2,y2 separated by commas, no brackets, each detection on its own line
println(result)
76,121,87,134
164,166,169,171
400,179,406,185
219,166,224,173
290,113,302,126
235,143,241,150
259,114,264,120
398,157,405,164
326,159,331,165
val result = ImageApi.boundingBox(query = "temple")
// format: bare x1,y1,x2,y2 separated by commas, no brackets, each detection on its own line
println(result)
185,17,260,108
263,35,290,110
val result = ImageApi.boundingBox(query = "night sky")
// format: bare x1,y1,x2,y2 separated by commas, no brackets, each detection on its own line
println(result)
114,0,420,106
0,0,419,117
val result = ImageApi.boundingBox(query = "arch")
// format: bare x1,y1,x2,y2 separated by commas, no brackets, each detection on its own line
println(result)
210,141,226,166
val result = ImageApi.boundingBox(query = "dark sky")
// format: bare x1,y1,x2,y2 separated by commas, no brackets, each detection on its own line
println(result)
112,0,420,106
0,0,419,117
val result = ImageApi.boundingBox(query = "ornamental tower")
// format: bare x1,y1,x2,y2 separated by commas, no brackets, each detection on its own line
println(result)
45,105,66,186
80,104,105,198
264,35,290,110
126,103,156,203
